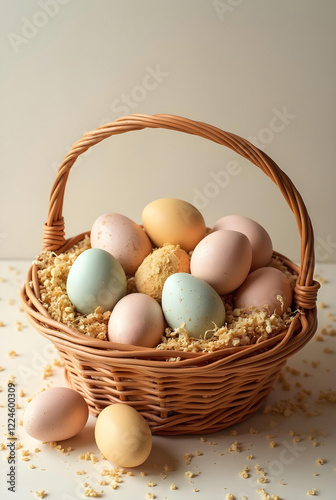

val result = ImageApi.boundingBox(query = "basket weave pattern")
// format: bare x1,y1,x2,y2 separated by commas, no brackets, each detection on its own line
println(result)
21,114,320,434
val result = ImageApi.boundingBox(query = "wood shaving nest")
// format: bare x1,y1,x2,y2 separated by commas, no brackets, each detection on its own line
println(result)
34,236,297,353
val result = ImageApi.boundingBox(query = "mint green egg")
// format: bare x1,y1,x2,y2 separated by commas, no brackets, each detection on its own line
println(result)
66,248,127,315
161,273,226,339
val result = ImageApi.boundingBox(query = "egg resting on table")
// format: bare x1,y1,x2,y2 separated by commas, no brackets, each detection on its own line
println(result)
95,404,152,468
23,387,88,442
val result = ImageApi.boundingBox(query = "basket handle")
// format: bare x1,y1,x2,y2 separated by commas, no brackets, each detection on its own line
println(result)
42,113,319,310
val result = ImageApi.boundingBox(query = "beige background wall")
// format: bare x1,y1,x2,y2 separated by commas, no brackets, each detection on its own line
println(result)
1,0,335,263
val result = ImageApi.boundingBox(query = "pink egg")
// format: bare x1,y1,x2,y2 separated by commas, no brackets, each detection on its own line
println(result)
91,213,152,276
212,215,273,271
23,387,88,442
234,267,293,315
190,229,252,295
108,293,165,348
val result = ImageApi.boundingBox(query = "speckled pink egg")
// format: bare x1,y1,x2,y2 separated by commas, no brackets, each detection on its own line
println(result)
212,215,273,271
91,213,152,276
190,229,252,295
23,387,88,442
108,293,165,348
234,267,293,315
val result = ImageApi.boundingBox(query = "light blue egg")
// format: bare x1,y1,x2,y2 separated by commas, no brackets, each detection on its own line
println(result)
161,273,226,339
66,248,127,314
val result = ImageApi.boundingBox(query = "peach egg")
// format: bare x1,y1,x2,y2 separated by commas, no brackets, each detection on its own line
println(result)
234,266,293,316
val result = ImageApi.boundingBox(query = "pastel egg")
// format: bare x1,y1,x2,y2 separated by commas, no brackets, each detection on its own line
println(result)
23,387,88,442
95,404,152,468
108,293,165,348
212,214,273,271
91,213,152,276
162,272,226,339
234,267,293,316
190,229,252,295
142,198,206,252
66,248,127,314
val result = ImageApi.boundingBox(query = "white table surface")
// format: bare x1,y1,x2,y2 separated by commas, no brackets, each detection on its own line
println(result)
0,260,335,500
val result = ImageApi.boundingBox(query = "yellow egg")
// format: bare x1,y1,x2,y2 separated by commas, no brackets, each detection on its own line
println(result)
142,198,206,252
94,404,152,467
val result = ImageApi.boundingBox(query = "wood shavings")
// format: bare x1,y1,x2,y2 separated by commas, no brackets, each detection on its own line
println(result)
185,471,195,478
145,493,155,499
35,238,297,350
250,427,259,434
157,296,295,353
322,347,334,353
182,452,193,465
79,451,99,463
83,487,102,497
42,365,53,380
146,481,156,487
35,490,47,498
256,488,280,500
239,466,250,479
228,440,241,452
34,236,111,340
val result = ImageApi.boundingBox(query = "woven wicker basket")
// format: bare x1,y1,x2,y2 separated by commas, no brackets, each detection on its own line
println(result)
21,114,320,435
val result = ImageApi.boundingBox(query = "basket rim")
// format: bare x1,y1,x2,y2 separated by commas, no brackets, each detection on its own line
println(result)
21,245,317,367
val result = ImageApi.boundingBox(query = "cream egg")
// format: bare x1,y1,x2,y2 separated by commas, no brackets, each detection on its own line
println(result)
95,404,152,467
142,198,206,252
234,267,293,316
108,293,165,348
212,214,273,271
190,229,252,295
91,213,152,276
23,387,88,442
